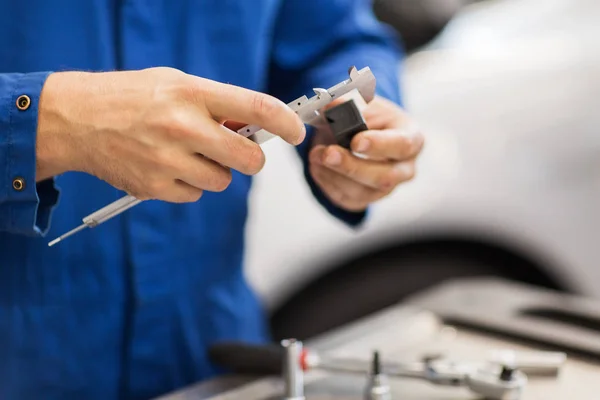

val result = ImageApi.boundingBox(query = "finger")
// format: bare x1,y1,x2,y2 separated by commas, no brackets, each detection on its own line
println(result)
168,180,204,203
176,154,232,192
350,127,424,162
361,96,405,127
199,80,306,145
186,118,266,176
362,110,395,130
310,145,416,191
310,163,388,209
310,163,367,212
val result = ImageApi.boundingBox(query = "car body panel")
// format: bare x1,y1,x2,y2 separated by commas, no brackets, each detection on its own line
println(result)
244,0,600,310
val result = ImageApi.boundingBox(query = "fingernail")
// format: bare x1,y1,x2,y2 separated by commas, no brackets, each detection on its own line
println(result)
325,150,342,166
295,124,307,145
356,138,370,153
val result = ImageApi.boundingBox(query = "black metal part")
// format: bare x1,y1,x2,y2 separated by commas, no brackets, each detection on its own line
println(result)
372,351,381,375
500,366,516,382
324,99,368,149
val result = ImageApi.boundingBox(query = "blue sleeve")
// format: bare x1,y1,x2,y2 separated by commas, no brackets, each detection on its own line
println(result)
0,72,60,236
267,0,404,227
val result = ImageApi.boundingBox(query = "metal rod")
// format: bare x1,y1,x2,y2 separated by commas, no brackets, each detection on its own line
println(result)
47,223,88,247
281,339,305,400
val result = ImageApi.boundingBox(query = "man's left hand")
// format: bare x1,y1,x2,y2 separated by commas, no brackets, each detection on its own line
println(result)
308,95,424,212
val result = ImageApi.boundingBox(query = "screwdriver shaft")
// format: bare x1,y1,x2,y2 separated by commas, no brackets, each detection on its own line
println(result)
48,223,88,247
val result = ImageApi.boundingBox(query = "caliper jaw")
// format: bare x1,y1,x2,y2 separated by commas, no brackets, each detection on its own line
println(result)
239,66,376,144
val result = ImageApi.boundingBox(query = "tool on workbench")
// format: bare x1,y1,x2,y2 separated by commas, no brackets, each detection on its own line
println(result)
282,339,305,400
365,351,391,400
209,340,566,400
48,66,376,247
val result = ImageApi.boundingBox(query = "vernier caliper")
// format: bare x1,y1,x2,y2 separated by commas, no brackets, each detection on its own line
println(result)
48,66,376,246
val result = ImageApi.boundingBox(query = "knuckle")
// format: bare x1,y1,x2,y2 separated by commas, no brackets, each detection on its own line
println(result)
175,79,205,104
171,82,194,102
222,133,242,155
222,135,247,167
150,66,181,76
149,69,190,102
152,108,190,139
141,67,170,83
250,93,278,119
153,149,177,171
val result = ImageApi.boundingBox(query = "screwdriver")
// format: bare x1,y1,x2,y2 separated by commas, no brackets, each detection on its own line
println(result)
48,195,141,246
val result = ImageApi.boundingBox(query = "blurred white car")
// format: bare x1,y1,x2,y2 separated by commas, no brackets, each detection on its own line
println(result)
243,0,600,338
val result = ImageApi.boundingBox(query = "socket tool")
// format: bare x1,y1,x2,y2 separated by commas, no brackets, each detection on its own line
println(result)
48,66,376,246
365,351,392,400
208,341,566,400
282,339,305,400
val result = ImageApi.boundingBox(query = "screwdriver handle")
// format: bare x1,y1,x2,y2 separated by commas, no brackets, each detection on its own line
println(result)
83,195,142,227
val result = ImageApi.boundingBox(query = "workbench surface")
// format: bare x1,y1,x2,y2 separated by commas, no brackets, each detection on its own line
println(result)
156,302,600,400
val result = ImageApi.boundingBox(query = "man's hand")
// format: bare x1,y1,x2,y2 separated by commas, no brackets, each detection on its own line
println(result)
35,67,305,202
308,96,424,212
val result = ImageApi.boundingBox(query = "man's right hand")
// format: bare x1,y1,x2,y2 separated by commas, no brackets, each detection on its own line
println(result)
35,67,306,202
